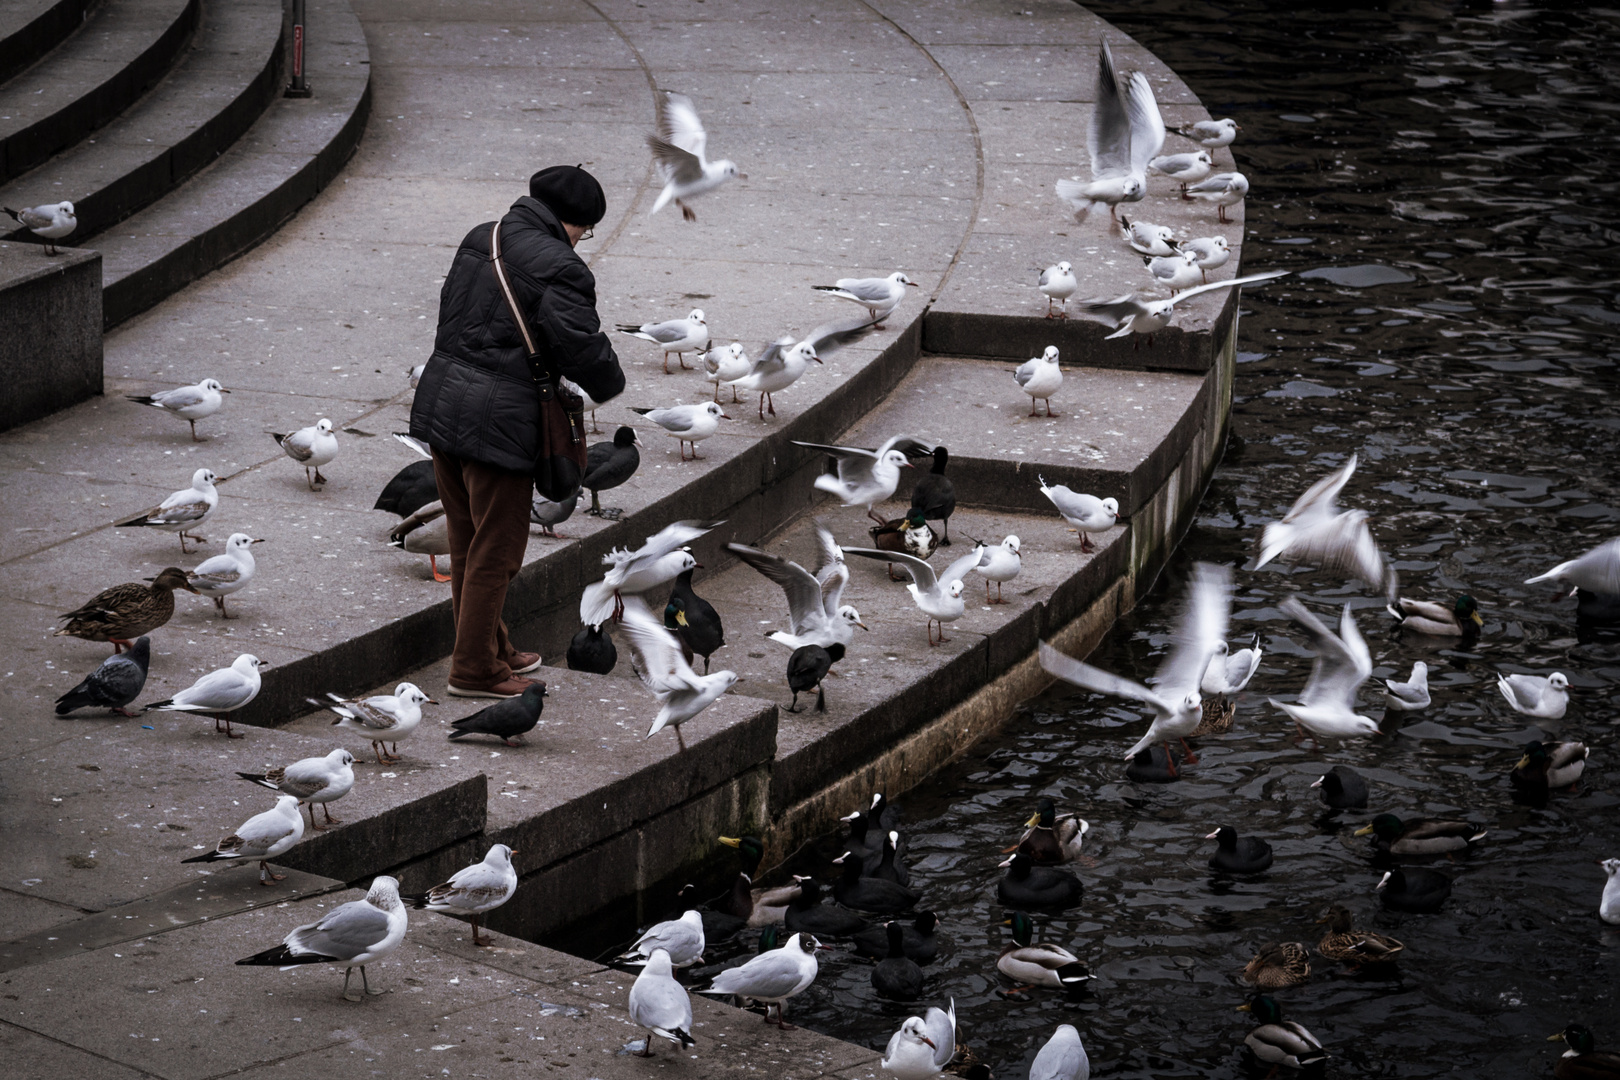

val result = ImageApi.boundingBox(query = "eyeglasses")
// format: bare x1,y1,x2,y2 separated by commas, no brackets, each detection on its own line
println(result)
578,227,594,241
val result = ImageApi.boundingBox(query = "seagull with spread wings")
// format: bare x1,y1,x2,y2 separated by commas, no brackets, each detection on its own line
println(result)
1253,453,1392,598
580,519,721,627
793,434,933,524
844,543,987,647
726,522,868,649
648,92,743,222
1055,40,1164,222
619,596,737,751
1078,270,1288,347
1269,598,1380,746
730,313,875,420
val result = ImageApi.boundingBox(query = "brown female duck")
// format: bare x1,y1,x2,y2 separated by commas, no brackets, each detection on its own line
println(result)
54,568,198,652
1314,903,1404,968
1240,941,1311,989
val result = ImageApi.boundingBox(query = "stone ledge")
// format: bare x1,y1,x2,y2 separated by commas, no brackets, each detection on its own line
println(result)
0,242,101,432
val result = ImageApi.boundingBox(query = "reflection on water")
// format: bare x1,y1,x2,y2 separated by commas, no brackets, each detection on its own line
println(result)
590,3,1620,1076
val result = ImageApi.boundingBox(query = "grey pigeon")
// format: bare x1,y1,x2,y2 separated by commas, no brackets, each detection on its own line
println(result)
447,684,545,745
55,636,150,716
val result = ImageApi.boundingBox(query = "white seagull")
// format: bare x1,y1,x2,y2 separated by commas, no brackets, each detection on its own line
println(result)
1253,453,1392,597
4,200,76,253
187,532,263,618
1524,537,1620,597
116,466,219,554
1149,149,1214,192
1038,262,1079,318
1601,859,1620,926
401,843,518,946
1014,346,1064,416
1145,250,1202,293
699,931,822,1028
793,434,931,523
975,535,1022,604
616,309,709,374
1031,1024,1091,1080
730,319,852,420
628,949,696,1056
1039,562,1229,773
143,653,266,738
630,401,730,461
182,794,304,883
271,418,339,489
1269,598,1380,746
618,909,706,969
1038,475,1124,553
1178,117,1240,147
881,999,956,1080
1383,661,1430,711
1080,270,1289,347
235,875,408,1001
125,378,228,441
1496,671,1569,720
813,271,919,327
1202,632,1263,697
705,341,751,403
726,522,869,649
648,91,743,222
619,596,738,751
1185,171,1250,223
321,682,436,764
1055,40,1164,222
845,543,987,647
579,519,720,627
237,748,355,831
1120,215,1177,256
1179,235,1231,282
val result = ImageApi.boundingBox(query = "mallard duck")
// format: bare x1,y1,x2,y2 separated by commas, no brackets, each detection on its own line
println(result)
388,500,451,581
1376,867,1450,913
717,836,802,925
1241,941,1311,988
1387,594,1482,636
870,508,938,580
53,568,199,652
1192,695,1235,736
996,911,1090,992
1353,814,1485,856
1206,825,1274,874
909,446,957,545
1238,995,1327,1070
1011,797,1090,865
1314,903,1404,966
1550,1025,1620,1080
1311,765,1368,809
996,852,1081,909
1512,739,1588,791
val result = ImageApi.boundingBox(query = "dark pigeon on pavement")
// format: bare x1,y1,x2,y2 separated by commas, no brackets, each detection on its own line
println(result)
55,636,151,716
447,684,545,745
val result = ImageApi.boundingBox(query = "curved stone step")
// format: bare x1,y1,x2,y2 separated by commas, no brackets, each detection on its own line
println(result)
96,0,369,327
0,0,196,183
0,0,282,244
0,0,94,86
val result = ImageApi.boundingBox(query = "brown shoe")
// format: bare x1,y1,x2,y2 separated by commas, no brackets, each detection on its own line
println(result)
508,652,543,674
447,676,539,700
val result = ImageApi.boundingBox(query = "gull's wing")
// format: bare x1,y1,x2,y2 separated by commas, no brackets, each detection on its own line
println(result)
1500,673,1546,709
707,949,808,998
1089,40,1132,179
153,385,208,409
924,1001,956,1068
1166,270,1289,309
620,597,703,694
1526,536,1620,591
277,759,335,798
287,899,391,960
745,335,795,378
393,432,432,458
188,561,243,590
645,407,699,433
1125,70,1166,177
1038,641,1173,712
1289,509,1386,591
16,205,57,229
174,668,254,710
279,428,316,461
802,313,880,354
793,439,883,488
638,320,694,344
833,277,894,303
237,808,298,850
647,136,704,185
844,547,940,593
875,435,936,460
622,520,722,567
1079,293,1152,324
811,522,848,612
725,543,824,635
1014,357,1038,387
1283,454,1357,523
938,545,988,590
143,494,211,526
1038,266,1055,288
1152,562,1230,698
656,91,708,160
1282,598,1368,709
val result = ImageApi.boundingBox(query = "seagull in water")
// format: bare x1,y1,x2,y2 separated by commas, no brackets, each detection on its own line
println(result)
1202,632,1263,699
126,378,228,441
236,876,408,1001
792,434,931,524
1038,262,1078,318
726,522,869,649
648,91,743,222
619,596,738,752
1055,39,1164,222
1079,270,1288,348
812,271,919,328
1039,563,1229,776
1253,453,1393,598
4,200,75,252
1030,1024,1091,1080
616,310,708,374
1496,671,1569,720
1270,598,1380,747
1383,661,1430,711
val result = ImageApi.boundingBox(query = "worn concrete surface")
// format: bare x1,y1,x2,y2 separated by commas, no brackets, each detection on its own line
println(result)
0,242,102,431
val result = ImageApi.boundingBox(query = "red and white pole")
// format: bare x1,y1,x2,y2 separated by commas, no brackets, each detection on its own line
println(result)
286,0,312,98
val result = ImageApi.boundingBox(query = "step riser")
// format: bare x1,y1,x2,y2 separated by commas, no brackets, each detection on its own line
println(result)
0,0,94,86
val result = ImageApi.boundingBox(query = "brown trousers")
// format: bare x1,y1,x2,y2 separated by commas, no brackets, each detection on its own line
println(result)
432,448,532,689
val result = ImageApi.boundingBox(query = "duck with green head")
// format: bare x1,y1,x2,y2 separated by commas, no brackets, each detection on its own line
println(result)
996,911,1090,993
1238,995,1327,1070
1353,813,1486,857
1550,1025,1620,1080
869,507,938,580
716,836,802,926
1512,739,1588,791
1009,797,1090,865
1386,593,1482,636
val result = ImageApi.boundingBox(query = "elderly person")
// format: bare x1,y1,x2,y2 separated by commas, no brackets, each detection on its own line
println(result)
411,166,624,698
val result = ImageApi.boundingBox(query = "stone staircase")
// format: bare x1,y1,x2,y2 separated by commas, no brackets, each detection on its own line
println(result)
0,0,369,328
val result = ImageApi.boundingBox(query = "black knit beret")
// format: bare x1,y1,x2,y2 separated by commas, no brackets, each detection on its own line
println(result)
529,165,606,227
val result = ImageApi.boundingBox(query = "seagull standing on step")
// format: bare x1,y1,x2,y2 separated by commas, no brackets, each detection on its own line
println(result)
812,271,919,327
320,682,436,764
116,467,219,554
699,931,822,1028
705,341,751,403
1270,598,1380,746
1149,149,1213,193
1179,236,1231,282
237,748,356,831
1015,346,1064,416
144,653,267,738
1185,171,1250,223
845,544,987,647
616,310,709,374
125,378,228,441
1078,270,1288,347
272,418,339,489
1055,40,1163,222
186,532,263,619
1120,216,1177,256
619,596,738,752
182,794,304,883
628,949,697,1056
4,200,76,253
401,844,518,946
1178,117,1240,147
1145,250,1202,294
1038,475,1124,553
235,876,408,1001
1038,262,1078,318
648,92,743,222
792,435,931,523
975,535,1022,604
630,401,730,461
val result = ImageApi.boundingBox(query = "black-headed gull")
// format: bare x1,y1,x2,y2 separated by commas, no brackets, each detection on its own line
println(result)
1038,262,1078,318
881,999,955,1079
402,843,518,946
580,519,720,627
648,92,742,222
704,341,750,403
183,794,304,883
321,682,436,763
4,200,75,253
618,909,706,968
1269,598,1380,746
1525,536,1620,598
630,401,730,461
187,532,263,618
1185,171,1250,223
272,418,339,489
237,748,356,831
116,467,219,553
628,948,695,1055
813,271,919,327
1383,661,1429,711
1253,453,1391,597
1079,270,1289,347
974,535,1021,604
726,522,867,649
1015,346,1063,416
619,596,738,751
1149,149,1213,192
1179,235,1231,281
1201,631,1262,698
126,378,228,441
793,434,931,523
236,875,408,1000
616,309,708,373
1055,40,1163,222
1496,671,1568,720
1145,250,1202,294
144,653,267,738
1178,117,1239,147
1038,475,1123,552
845,543,986,647
699,931,821,1028
1120,215,1176,256
1030,1024,1090,1080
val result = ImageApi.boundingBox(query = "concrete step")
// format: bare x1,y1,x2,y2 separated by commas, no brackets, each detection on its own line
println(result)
0,0,283,245
96,0,369,327
0,0,94,86
0,0,198,183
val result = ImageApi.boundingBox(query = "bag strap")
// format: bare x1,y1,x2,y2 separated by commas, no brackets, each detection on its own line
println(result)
490,220,546,380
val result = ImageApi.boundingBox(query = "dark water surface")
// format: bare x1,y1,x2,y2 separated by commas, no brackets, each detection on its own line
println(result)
580,3,1620,1075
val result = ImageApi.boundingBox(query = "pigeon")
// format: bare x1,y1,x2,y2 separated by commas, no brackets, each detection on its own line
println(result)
183,794,304,883
631,401,730,461
1383,661,1430,711
271,418,339,489
55,636,151,716
4,200,76,252
235,876,408,1000
447,684,545,746
1269,598,1380,746
531,489,578,538
115,467,219,554
1014,346,1063,417
187,532,263,618
1178,117,1239,147
1055,40,1164,221
144,653,267,738
619,596,738,751
813,271,919,327
1038,475,1124,552
1078,270,1289,347
617,310,709,374
648,92,743,222
627,948,696,1055
793,434,932,523
1038,262,1078,318
237,748,356,831
126,379,228,441
401,844,518,946
1185,171,1250,223
1253,453,1392,598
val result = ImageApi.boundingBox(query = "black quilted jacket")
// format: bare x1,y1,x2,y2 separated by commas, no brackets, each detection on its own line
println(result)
409,197,624,473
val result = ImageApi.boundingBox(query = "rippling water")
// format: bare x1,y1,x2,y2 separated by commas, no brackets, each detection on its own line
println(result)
582,3,1620,1075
